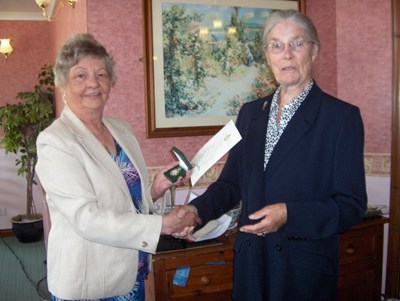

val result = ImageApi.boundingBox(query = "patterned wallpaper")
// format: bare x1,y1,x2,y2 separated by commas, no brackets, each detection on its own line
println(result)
0,0,393,178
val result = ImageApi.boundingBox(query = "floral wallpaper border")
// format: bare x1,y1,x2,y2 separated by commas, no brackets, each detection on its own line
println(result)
364,153,391,177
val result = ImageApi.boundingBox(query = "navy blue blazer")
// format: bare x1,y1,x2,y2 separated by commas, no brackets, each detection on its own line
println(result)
191,83,367,301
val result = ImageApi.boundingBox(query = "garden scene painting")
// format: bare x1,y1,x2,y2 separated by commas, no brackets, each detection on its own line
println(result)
161,3,278,119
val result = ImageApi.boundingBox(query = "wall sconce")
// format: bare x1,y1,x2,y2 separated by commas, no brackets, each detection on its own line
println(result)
67,0,77,8
0,39,13,59
35,0,51,18
35,0,78,21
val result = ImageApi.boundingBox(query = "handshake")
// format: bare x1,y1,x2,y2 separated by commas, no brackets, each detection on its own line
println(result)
161,205,202,239
153,162,202,239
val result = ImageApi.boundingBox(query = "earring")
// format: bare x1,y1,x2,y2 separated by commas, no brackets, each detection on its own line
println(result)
63,94,67,104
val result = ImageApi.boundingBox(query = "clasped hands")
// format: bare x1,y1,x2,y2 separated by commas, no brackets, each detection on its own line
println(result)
161,205,201,238
153,161,201,238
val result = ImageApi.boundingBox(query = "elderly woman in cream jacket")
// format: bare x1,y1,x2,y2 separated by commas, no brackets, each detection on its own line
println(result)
36,33,199,301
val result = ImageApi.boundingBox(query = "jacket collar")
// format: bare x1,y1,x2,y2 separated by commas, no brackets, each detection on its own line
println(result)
60,106,132,199
264,84,323,181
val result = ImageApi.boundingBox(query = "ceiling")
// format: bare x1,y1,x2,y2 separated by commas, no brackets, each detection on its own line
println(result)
0,0,55,21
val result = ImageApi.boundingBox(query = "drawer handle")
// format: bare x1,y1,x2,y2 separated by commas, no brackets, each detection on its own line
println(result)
200,276,211,285
346,243,355,256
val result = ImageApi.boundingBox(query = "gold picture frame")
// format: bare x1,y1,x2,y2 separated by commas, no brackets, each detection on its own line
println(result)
143,0,304,137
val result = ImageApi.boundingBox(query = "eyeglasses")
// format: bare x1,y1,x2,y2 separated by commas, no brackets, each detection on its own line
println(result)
264,39,314,54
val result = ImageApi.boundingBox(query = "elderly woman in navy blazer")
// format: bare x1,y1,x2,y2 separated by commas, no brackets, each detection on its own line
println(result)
188,9,367,301
36,33,198,301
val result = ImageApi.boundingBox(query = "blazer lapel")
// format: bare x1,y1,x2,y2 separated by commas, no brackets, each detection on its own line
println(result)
264,85,323,182
60,107,131,199
242,98,272,213
246,98,272,167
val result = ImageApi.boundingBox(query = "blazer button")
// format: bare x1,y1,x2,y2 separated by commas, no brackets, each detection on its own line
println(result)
275,244,283,252
141,241,148,248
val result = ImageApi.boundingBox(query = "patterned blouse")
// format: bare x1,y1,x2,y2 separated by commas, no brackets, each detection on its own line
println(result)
263,81,314,170
110,141,149,280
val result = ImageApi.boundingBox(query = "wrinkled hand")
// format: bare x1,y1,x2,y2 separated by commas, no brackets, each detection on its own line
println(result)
151,161,191,200
239,203,287,237
171,205,201,239
161,205,202,236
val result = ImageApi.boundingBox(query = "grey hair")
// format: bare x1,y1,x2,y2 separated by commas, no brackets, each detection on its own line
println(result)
54,33,116,87
262,9,320,47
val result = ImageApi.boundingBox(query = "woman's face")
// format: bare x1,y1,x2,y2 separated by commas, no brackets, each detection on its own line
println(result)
63,55,112,117
264,20,318,90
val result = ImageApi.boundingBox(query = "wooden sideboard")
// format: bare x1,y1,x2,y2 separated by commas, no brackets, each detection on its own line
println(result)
146,217,389,301
145,235,235,301
337,217,389,301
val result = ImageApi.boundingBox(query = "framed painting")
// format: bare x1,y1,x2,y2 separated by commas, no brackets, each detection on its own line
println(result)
143,0,304,137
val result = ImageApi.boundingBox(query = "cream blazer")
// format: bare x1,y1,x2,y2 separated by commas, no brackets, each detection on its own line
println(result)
36,106,163,300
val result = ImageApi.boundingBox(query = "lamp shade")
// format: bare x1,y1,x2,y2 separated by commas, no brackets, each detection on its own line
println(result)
0,39,13,58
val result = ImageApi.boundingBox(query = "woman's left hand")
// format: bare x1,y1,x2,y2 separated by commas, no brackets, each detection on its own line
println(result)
239,203,287,237
151,161,191,200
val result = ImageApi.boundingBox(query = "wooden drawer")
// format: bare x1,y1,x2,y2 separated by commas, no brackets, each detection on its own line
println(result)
338,265,376,301
166,262,233,298
147,238,235,301
337,218,388,301
339,225,377,264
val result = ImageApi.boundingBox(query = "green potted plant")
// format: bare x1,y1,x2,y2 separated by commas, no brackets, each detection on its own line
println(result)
0,64,55,243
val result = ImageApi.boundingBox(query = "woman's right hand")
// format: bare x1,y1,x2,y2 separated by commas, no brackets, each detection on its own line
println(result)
161,205,201,236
